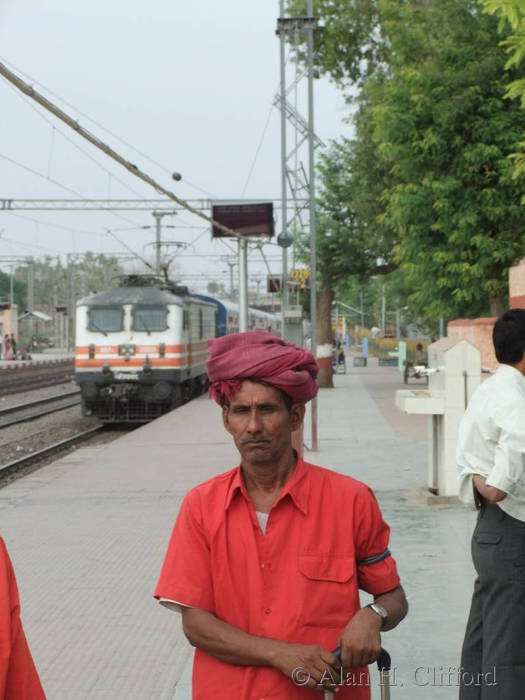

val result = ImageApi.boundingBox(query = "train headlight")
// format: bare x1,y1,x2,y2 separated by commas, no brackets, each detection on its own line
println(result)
89,344,95,359
159,342,166,358
118,344,136,357
102,362,111,374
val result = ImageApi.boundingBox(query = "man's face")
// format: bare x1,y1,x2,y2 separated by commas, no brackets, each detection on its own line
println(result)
222,380,304,467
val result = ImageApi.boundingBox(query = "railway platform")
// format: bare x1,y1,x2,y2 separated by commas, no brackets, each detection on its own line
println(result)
0,350,74,368
0,359,477,699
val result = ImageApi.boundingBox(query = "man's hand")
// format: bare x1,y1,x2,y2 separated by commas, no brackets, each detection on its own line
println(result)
473,474,506,504
270,642,341,693
337,606,382,669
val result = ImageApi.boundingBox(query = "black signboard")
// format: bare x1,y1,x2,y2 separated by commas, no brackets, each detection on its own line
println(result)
212,202,274,238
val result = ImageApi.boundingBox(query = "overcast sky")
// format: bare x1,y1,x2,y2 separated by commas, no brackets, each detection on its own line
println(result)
0,0,348,295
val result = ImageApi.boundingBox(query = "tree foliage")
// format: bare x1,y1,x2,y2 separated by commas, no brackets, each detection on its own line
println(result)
293,0,525,324
482,0,525,178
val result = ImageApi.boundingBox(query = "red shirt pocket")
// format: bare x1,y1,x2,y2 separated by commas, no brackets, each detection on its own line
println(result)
297,555,358,629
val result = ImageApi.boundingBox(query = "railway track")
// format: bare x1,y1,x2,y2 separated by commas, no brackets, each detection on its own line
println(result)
0,426,104,481
0,359,75,396
0,391,81,429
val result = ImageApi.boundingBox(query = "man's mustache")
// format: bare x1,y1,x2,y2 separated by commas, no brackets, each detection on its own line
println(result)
240,437,272,445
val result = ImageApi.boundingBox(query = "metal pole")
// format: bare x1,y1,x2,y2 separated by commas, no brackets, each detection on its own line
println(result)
154,212,162,274
227,260,235,299
439,317,445,338
360,291,364,327
279,0,289,340
307,0,318,451
381,285,386,336
53,289,59,350
396,308,400,339
239,239,249,332
27,258,34,342
68,254,75,352
335,303,339,344
9,265,14,309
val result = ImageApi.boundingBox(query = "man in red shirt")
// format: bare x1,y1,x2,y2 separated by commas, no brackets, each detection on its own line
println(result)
155,332,408,698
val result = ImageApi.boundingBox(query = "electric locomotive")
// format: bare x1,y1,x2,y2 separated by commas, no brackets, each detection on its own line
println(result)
75,275,216,422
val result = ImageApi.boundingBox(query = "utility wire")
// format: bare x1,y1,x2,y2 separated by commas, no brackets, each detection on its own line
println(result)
105,229,153,271
240,103,275,198
4,80,146,199
239,51,290,198
0,61,246,240
6,210,104,238
0,152,86,198
0,56,217,199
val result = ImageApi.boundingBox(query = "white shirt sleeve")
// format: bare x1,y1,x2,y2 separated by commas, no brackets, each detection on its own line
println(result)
486,421,525,495
486,404,525,496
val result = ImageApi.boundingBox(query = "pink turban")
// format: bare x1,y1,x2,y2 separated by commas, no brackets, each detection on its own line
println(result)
206,332,319,405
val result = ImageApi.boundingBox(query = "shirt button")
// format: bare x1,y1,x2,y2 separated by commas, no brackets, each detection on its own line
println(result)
265,608,271,615
261,563,264,569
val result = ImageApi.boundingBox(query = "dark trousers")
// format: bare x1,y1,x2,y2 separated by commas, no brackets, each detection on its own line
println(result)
460,504,525,699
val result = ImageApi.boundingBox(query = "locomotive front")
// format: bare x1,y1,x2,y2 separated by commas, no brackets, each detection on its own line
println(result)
74,278,216,422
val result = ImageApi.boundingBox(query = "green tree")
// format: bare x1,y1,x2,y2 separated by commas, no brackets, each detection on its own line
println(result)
375,0,525,318
482,0,525,178
0,269,26,310
293,0,525,323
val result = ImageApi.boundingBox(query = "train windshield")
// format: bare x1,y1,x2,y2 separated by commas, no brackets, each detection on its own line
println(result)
132,306,168,333
87,307,123,333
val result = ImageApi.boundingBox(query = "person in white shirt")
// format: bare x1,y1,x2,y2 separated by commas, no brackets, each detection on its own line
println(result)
457,309,525,699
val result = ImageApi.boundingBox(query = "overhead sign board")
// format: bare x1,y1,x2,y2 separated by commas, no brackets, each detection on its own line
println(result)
212,202,274,239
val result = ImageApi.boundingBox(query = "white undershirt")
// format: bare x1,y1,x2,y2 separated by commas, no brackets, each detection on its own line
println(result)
256,510,269,535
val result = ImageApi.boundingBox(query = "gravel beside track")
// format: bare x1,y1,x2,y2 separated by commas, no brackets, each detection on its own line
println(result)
0,399,133,488
0,382,77,410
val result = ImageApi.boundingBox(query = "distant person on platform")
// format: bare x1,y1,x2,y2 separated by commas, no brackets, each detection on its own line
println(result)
3,335,13,361
155,331,408,699
0,537,46,699
457,309,525,698
413,343,427,367
10,334,16,359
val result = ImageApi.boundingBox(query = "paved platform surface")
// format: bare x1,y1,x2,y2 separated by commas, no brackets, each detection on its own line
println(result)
0,359,477,699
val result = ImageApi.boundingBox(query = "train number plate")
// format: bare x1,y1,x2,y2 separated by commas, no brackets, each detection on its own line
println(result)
115,372,139,381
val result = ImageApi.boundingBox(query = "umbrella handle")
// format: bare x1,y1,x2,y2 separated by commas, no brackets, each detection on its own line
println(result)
331,646,390,672
327,647,392,699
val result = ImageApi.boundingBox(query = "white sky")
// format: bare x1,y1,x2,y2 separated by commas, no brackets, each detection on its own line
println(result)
0,0,347,295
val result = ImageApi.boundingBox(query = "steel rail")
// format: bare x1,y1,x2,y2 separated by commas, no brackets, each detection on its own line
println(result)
0,392,81,429
0,426,103,476
0,390,80,417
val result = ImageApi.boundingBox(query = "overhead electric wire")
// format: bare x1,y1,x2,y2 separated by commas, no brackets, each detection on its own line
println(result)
0,60,248,240
3,79,146,199
240,103,275,198
0,152,87,198
0,56,217,199
0,233,61,255
7,210,104,238
239,49,291,199
0,151,143,232
105,229,153,271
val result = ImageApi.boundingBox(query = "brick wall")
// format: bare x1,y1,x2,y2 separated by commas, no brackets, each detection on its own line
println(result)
509,258,525,309
447,318,497,370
